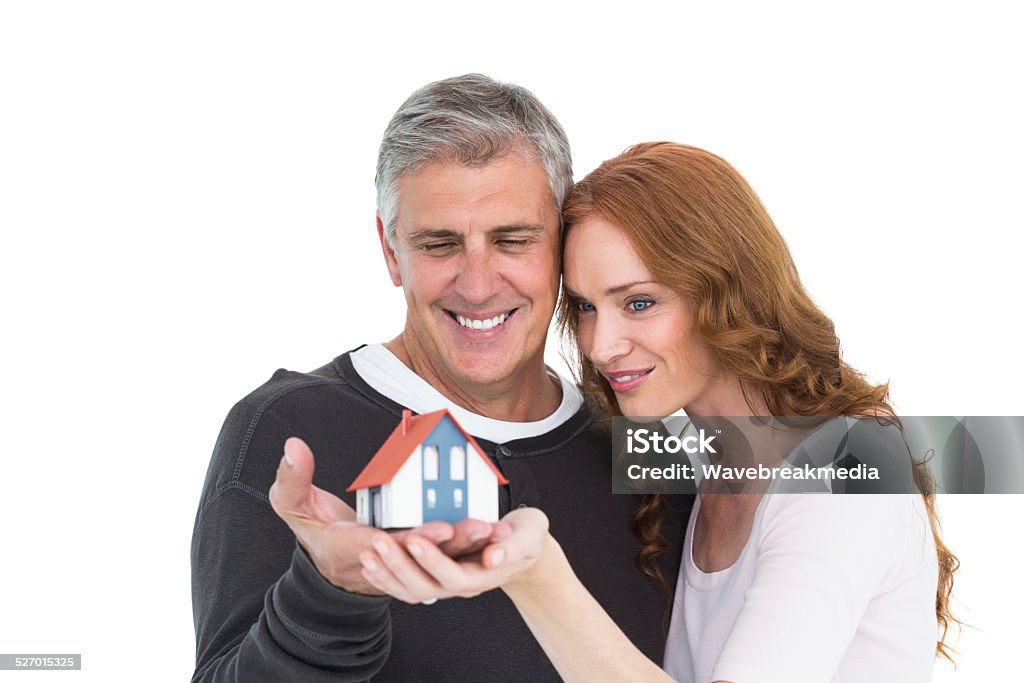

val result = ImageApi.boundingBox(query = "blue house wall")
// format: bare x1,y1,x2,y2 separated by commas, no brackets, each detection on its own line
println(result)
420,416,469,524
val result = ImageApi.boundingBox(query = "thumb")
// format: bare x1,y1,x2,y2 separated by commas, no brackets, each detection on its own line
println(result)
483,508,549,569
269,436,316,515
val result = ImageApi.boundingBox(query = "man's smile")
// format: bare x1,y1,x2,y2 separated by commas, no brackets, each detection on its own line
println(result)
445,308,518,331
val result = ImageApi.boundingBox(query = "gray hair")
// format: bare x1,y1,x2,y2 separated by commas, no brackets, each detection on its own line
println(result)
376,73,573,243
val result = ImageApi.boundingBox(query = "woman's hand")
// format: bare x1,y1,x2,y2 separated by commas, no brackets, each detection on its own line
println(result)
357,507,552,604
361,507,670,683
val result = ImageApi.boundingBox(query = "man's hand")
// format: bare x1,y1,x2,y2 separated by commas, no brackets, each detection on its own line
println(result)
356,506,551,604
268,437,506,594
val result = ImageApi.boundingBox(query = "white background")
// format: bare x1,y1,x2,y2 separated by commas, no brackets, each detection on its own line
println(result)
1,2,1021,680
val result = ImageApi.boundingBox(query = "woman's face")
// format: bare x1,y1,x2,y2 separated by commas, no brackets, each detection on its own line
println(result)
564,215,735,418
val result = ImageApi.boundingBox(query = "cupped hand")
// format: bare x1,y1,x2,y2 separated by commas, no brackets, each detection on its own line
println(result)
268,437,503,594
357,506,551,604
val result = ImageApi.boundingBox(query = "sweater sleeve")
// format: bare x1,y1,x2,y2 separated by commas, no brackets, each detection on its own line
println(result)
190,486,392,682
710,494,916,683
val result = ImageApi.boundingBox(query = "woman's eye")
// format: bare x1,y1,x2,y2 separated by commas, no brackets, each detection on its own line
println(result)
577,301,595,313
628,299,654,312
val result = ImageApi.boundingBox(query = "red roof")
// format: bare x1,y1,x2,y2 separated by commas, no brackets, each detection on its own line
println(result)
346,408,509,491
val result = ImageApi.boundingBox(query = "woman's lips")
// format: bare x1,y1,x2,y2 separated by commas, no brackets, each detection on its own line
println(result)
603,368,653,393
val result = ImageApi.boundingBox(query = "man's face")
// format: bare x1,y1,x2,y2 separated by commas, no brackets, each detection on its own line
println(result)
379,155,560,393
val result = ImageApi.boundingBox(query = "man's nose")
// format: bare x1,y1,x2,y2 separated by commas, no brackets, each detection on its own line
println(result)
586,311,632,367
454,246,502,305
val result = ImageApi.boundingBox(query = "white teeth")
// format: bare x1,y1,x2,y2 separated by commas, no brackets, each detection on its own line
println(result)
612,374,641,382
455,312,510,330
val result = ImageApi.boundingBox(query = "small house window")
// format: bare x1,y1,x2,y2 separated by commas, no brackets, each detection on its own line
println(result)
453,488,464,508
449,446,466,481
423,446,439,480
426,488,437,508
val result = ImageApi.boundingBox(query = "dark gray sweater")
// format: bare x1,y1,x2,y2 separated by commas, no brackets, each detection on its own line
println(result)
191,350,688,681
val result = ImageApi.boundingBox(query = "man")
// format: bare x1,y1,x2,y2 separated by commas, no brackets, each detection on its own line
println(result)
191,74,684,681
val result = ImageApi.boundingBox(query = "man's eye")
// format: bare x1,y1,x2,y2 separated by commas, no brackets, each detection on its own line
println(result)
422,243,456,253
497,239,529,248
628,299,654,312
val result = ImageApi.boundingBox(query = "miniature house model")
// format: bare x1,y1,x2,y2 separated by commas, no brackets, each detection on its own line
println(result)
347,409,509,529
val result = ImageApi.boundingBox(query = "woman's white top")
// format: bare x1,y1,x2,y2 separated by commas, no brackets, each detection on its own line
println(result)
663,488,939,683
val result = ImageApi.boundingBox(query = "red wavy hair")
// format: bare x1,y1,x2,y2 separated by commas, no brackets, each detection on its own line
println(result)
558,142,959,661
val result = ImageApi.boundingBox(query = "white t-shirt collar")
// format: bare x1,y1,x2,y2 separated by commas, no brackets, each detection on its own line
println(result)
350,343,583,444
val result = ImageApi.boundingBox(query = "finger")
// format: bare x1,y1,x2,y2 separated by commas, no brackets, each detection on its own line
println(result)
271,438,358,524
482,508,549,569
404,536,481,592
310,486,358,523
361,547,440,604
488,521,513,542
501,507,549,535
269,437,316,518
482,542,509,570
400,511,553,596
403,521,456,546
437,521,515,561
435,519,512,558
437,518,494,557
403,534,534,598
299,519,393,595
359,551,423,605
370,531,444,600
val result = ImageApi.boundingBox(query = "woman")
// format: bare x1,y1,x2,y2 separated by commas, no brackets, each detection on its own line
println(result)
359,142,958,682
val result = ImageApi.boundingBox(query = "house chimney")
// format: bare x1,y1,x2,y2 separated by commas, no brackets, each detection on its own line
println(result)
402,409,412,435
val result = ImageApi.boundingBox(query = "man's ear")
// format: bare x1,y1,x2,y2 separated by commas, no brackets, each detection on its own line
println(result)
377,214,402,287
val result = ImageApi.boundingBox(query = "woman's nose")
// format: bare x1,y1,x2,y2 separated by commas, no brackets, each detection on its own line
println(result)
585,312,632,366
